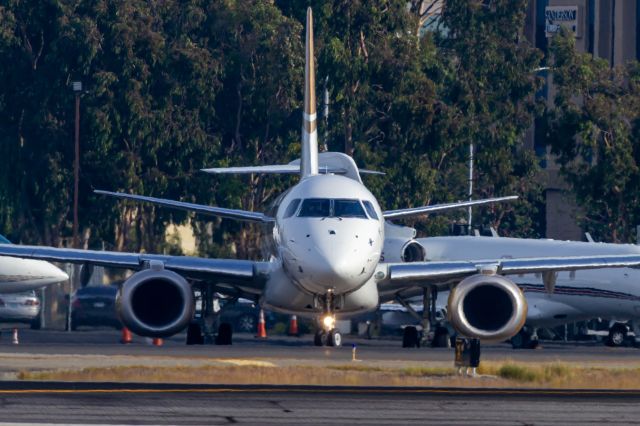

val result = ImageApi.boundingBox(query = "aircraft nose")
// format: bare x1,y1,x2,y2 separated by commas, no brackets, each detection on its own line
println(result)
45,262,69,283
308,241,371,291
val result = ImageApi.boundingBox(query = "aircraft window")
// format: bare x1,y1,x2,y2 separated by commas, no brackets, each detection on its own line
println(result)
334,199,367,218
362,201,379,220
284,199,301,218
298,198,331,217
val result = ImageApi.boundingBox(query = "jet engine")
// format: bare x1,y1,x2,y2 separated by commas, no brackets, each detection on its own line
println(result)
116,267,194,337
382,238,426,263
447,274,527,342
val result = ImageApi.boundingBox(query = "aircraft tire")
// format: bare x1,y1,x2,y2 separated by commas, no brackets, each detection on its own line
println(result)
432,326,451,348
327,329,342,347
314,330,327,346
511,329,530,349
402,326,420,348
30,318,41,330
186,322,204,345
215,322,233,345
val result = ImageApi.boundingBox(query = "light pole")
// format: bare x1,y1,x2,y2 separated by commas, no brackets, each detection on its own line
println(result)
69,81,82,332
72,81,82,249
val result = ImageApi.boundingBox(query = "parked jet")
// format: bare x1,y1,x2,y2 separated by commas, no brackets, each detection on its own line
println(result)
0,235,69,292
390,235,640,348
1,9,640,347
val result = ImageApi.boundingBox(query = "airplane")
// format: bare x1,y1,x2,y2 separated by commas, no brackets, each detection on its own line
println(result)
1,8,640,348
388,235,640,348
0,234,69,292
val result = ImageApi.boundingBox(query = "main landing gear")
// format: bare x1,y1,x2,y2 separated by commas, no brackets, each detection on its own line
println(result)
186,287,233,346
314,291,342,347
511,326,539,349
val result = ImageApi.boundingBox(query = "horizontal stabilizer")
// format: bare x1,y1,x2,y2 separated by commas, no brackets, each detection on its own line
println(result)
201,165,384,176
202,165,300,174
94,190,274,223
383,196,518,220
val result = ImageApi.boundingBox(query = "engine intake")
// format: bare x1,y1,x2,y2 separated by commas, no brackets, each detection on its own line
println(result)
447,274,527,342
401,241,426,262
117,268,194,337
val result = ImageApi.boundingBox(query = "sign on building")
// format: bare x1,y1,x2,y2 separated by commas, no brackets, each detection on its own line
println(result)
545,6,580,37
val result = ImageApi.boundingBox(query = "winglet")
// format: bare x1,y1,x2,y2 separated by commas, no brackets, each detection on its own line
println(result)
301,7,319,178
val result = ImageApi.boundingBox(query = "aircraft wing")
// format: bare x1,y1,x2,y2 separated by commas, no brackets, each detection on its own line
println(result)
0,244,268,294
382,196,518,220
377,254,640,295
95,190,274,223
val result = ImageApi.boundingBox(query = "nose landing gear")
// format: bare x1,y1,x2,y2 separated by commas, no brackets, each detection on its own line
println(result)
314,291,342,347
314,316,342,347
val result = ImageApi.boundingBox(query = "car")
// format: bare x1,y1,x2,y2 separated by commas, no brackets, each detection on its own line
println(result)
219,299,262,333
0,291,41,329
70,285,121,330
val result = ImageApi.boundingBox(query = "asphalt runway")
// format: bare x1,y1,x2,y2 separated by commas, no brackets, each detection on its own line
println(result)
0,382,639,425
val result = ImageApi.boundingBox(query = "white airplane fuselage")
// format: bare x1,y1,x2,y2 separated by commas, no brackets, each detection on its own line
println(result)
421,236,640,327
261,174,383,316
0,255,69,293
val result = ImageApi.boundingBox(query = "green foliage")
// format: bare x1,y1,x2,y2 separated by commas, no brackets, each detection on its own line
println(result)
546,30,640,243
428,0,545,237
0,0,549,255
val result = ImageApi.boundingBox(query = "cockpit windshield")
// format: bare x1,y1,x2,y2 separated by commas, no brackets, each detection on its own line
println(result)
297,198,369,219
298,198,331,217
334,199,367,218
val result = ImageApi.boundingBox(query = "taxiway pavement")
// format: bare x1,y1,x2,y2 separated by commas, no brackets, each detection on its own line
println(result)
0,382,639,425
0,330,639,424
0,329,639,369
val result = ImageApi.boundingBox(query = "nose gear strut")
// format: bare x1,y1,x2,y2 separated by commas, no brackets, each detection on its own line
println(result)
314,290,342,347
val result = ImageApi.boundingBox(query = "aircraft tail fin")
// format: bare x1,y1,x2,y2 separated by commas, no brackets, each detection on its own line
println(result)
301,7,319,178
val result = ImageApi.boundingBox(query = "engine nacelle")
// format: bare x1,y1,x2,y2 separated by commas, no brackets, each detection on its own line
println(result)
448,274,527,342
382,238,426,263
117,268,194,337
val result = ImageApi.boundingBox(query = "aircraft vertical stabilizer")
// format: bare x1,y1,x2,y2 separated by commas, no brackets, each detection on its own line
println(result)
301,7,319,178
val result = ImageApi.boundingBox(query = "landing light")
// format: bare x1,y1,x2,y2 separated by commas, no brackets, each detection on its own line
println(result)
322,315,335,330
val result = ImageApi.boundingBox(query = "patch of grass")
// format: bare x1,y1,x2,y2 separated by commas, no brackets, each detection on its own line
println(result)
497,364,537,382
328,365,455,377
327,365,387,373
400,366,455,377
16,361,640,389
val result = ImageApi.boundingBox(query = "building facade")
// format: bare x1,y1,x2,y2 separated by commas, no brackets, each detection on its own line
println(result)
524,0,639,240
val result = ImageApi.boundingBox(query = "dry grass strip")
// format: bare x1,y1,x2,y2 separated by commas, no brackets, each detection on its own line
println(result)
16,361,640,389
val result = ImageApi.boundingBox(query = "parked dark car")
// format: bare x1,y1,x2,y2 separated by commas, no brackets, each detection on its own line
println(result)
70,285,121,330
219,299,262,333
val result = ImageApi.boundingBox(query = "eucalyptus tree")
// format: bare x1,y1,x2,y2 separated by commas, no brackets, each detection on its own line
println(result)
546,30,640,243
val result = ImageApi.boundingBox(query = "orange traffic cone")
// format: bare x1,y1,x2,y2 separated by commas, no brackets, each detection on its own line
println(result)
152,337,163,346
288,315,299,336
120,327,132,344
11,328,18,345
256,309,267,338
